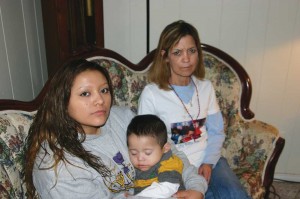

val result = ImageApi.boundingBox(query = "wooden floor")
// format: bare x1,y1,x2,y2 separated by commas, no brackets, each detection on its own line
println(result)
268,180,300,199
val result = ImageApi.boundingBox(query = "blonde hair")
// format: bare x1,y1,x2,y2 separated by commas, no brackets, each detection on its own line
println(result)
148,20,205,90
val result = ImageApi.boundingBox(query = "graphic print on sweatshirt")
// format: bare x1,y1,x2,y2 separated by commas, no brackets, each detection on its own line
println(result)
170,118,206,144
103,151,134,193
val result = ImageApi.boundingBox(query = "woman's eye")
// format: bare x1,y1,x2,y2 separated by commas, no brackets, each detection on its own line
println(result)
80,92,90,97
172,50,181,56
188,48,197,54
100,88,110,94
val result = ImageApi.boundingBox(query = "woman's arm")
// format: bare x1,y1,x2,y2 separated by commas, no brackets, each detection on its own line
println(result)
169,138,208,195
33,144,112,199
138,85,157,115
203,111,225,166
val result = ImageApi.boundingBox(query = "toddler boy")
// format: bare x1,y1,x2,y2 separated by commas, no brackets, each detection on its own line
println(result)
127,114,185,195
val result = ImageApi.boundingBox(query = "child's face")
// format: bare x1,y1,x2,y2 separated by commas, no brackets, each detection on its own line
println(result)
128,134,169,171
68,70,112,134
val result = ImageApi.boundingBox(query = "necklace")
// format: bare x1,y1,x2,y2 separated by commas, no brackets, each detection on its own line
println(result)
169,78,200,123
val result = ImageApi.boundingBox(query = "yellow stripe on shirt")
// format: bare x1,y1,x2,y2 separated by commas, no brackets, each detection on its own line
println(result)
134,177,158,188
158,155,183,174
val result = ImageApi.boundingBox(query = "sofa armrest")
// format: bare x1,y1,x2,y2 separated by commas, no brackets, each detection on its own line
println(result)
0,111,35,198
223,119,284,198
241,120,283,179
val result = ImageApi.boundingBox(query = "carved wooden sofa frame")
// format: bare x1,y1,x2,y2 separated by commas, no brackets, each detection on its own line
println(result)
0,44,285,199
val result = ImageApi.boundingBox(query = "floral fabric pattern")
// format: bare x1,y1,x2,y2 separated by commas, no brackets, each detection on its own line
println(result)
92,59,148,113
0,111,35,198
0,52,279,199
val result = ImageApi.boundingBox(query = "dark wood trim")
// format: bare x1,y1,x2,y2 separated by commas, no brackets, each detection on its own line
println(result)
94,0,104,48
263,137,285,198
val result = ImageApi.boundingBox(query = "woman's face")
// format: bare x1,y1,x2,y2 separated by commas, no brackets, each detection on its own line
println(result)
68,70,112,134
164,35,199,84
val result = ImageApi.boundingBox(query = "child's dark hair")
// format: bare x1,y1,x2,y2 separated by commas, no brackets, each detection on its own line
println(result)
127,114,168,148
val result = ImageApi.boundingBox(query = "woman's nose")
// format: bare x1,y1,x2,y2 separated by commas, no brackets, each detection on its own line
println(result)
94,93,104,105
182,51,190,62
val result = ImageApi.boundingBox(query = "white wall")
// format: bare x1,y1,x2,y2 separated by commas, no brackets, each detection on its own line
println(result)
103,0,147,64
0,0,47,101
103,0,300,181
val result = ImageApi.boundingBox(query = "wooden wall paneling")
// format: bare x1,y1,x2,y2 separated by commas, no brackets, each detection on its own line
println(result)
103,0,146,63
1,0,32,101
34,0,48,85
179,0,222,47
218,1,251,64
275,1,300,176
256,1,297,125
242,1,270,112
0,9,13,99
22,0,45,98
129,0,147,62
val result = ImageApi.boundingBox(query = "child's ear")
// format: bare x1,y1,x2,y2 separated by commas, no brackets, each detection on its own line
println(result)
163,142,171,153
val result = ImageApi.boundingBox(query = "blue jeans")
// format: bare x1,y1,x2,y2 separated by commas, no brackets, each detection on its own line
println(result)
205,157,250,199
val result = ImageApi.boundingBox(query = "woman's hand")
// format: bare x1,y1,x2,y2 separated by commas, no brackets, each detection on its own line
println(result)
173,190,204,199
198,164,212,183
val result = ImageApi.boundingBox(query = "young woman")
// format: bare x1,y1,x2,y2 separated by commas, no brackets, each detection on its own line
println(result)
138,20,250,199
25,59,206,199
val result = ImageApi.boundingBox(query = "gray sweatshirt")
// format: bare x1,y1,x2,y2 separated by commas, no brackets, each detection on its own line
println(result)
33,106,207,199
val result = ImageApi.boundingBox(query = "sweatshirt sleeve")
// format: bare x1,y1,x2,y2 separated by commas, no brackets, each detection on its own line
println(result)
203,111,225,166
33,145,115,199
138,85,157,115
169,138,208,194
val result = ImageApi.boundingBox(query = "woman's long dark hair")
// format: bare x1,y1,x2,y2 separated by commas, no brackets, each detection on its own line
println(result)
24,59,114,198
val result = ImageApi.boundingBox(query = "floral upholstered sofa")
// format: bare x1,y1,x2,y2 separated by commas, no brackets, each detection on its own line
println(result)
0,44,285,199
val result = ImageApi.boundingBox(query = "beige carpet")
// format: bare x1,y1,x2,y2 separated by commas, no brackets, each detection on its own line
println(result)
268,180,300,199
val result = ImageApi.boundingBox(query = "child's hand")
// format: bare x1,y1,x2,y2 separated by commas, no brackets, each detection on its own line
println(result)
198,164,212,183
124,191,133,198
172,190,204,199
